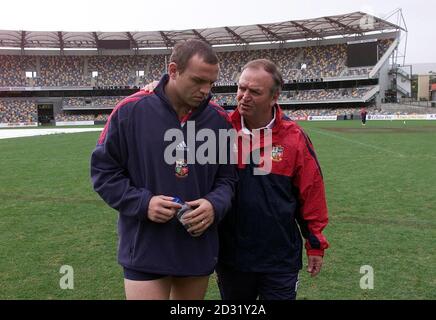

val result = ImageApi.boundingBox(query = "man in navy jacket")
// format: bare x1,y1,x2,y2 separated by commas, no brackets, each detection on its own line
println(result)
217,59,329,300
90,39,237,299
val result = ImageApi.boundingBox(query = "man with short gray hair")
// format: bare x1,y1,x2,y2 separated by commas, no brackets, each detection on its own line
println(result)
217,59,329,300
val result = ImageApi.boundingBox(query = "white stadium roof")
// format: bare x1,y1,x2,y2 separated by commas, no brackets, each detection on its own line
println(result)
0,12,403,50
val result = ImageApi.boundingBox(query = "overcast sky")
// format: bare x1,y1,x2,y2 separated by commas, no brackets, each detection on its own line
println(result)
0,0,433,64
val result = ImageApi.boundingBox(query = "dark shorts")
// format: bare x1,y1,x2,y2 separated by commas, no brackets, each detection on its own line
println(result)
123,267,212,281
216,264,299,300
123,267,166,281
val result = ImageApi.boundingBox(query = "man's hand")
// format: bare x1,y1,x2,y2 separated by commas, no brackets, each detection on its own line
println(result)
142,81,159,92
307,255,323,277
147,195,181,223
183,198,215,236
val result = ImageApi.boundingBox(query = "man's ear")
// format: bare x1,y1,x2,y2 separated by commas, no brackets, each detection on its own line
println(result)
168,62,178,79
270,91,280,107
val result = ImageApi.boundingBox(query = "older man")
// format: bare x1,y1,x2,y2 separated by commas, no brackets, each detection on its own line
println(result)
217,59,329,300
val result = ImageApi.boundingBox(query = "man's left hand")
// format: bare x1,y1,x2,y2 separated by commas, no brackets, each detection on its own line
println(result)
142,81,159,92
183,198,215,236
307,255,323,277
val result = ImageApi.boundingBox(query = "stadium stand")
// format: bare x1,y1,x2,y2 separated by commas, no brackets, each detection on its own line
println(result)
0,39,393,88
0,11,417,126
0,99,37,124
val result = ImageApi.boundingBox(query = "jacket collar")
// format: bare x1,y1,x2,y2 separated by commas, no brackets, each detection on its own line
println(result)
231,104,283,133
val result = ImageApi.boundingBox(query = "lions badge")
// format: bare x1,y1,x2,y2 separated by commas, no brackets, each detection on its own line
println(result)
175,159,189,178
271,145,284,162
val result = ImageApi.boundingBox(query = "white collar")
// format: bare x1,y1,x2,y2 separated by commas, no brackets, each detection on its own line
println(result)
241,107,276,135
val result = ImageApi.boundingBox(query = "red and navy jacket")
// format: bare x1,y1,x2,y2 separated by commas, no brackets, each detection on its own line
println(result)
218,105,329,273
90,74,237,276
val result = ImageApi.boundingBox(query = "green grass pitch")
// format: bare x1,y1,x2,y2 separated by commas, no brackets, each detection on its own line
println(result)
0,120,435,299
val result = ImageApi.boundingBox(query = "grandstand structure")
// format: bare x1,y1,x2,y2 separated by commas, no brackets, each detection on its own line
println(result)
0,11,411,126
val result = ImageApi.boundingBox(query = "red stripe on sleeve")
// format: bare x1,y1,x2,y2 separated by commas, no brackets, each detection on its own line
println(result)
97,91,152,145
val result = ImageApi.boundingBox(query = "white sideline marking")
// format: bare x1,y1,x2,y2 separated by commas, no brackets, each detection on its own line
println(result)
0,128,103,140
309,128,406,158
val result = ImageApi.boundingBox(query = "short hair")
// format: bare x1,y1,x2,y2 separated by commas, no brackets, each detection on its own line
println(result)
241,59,284,95
170,39,218,73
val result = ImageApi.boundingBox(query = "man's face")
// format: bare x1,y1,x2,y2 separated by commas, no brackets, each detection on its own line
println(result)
236,67,278,121
171,54,219,108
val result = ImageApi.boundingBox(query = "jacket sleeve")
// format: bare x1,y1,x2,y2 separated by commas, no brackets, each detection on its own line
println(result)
203,162,238,223
90,107,153,221
203,120,238,223
293,130,329,256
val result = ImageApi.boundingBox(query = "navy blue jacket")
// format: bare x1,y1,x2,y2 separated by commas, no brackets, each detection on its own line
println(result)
90,75,237,276
218,106,329,273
